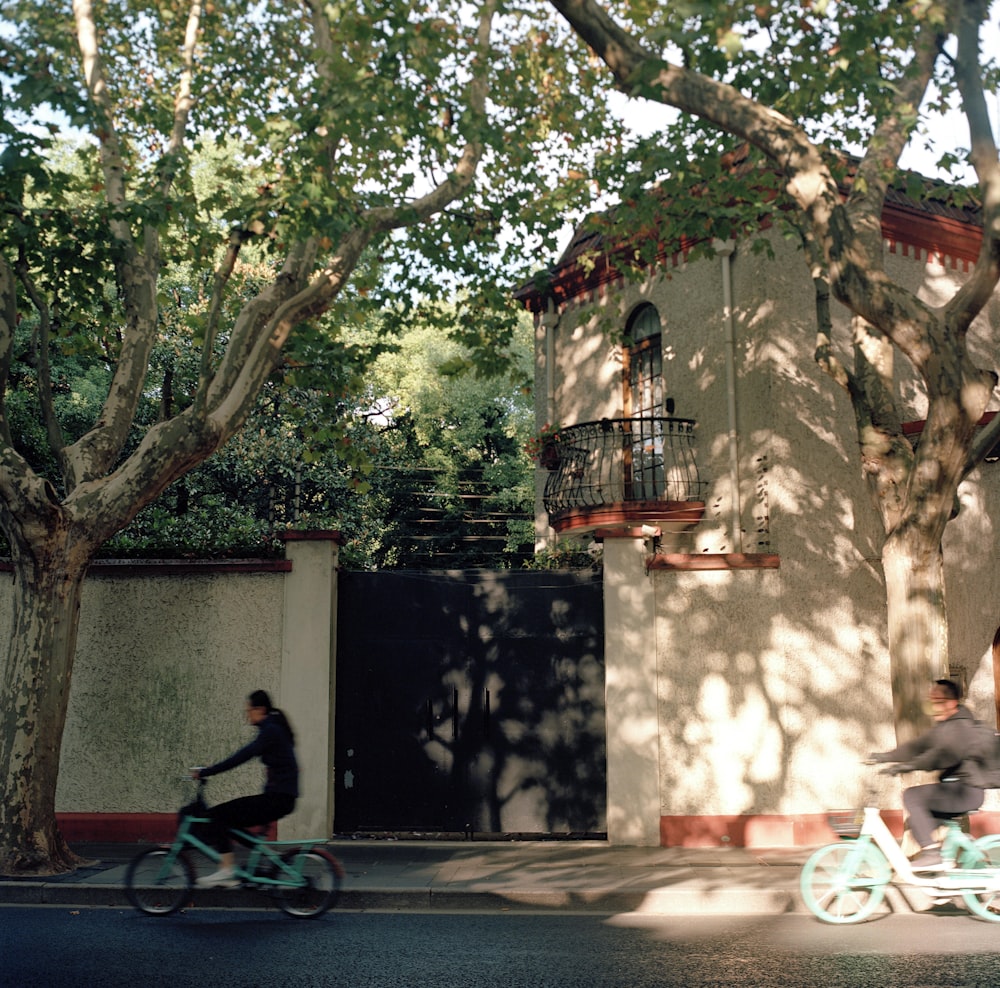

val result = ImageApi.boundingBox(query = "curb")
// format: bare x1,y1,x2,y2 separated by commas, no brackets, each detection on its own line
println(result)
0,880,807,915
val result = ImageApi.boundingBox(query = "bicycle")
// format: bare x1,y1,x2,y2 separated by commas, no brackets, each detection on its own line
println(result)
800,797,1000,924
125,780,344,918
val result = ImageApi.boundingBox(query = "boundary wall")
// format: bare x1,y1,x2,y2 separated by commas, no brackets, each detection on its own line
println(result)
0,532,340,843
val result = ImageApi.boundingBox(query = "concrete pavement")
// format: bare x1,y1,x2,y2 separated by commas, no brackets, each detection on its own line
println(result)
1,838,818,915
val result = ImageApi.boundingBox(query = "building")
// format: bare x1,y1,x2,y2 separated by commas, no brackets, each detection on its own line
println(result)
515,160,1000,846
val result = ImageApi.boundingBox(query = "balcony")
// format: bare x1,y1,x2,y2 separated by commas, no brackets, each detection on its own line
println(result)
539,417,707,534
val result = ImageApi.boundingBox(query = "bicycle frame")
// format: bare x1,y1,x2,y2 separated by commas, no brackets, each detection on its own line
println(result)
154,810,330,889
853,807,1000,894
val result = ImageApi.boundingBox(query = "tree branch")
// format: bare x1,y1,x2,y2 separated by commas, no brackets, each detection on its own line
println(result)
206,0,500,426
802,223,852,394
193,227,249,413
303,0,345,179
547,0,946,376
64,0,200,488
12,257,66,468
166,1,200,166
944,0,1000,332
72,0,130,240
364,0,495,233
67,0,502,536
848,12,948,259
0,254,15,447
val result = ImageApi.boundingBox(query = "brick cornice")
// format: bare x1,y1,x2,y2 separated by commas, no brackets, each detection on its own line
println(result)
517,198,983,314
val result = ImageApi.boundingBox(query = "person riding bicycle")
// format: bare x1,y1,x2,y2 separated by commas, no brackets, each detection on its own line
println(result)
191,689,299,888
870,678,985,873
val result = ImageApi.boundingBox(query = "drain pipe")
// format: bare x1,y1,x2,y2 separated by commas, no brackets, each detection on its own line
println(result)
545,297,557,427
715,239,742,553
536,296,559,552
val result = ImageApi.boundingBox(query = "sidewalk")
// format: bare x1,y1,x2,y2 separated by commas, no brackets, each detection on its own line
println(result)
0,839,815,915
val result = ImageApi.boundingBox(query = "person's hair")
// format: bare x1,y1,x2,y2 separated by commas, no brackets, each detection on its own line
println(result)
248,689,295,744
933,678,961,701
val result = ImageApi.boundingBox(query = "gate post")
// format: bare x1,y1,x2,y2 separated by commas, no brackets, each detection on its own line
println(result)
602,531,660,845
277,531,342,840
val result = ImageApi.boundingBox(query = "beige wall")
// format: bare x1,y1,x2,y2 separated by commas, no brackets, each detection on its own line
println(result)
60,570,283,813
0,534,340,840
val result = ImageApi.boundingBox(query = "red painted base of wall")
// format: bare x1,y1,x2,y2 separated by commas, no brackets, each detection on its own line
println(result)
660,811,1000,848
57,813,276,843
58,811,1000,847
58,814,177,843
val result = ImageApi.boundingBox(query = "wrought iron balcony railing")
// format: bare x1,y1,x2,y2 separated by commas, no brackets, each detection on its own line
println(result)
540,417,707,530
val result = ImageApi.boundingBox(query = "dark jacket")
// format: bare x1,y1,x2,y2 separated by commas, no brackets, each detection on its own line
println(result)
879,704,986,788
201,714,299,798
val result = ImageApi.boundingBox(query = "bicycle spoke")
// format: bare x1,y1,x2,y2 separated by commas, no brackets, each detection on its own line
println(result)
800,841,889,925
269,849,341,918
125,848,194,916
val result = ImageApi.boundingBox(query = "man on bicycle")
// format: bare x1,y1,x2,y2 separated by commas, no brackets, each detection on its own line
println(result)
871,678,986,872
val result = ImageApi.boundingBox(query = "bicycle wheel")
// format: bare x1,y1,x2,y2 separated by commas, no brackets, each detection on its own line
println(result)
961,835,1000,922
270,848,342,918
954,834,1000,870
800,840,890,924
125,847,195,916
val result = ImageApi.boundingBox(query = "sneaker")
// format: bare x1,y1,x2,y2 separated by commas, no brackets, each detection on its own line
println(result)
196,867,240,888
910,848,946,872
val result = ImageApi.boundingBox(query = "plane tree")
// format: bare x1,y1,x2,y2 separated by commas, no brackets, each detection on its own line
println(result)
546,0,1000,743
0,0,617,873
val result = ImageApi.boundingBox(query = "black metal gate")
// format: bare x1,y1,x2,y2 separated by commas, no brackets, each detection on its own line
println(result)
334,570,605,837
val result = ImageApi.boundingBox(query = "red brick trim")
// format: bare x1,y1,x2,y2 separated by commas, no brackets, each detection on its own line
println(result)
660,811,1000,847
280,530,345,544
0,559,293,576
647,553,780,570
880,205,981,266
553,502,705,535
57,813,278,843
659,812,905,848
58,813,179,843
517,204,982,315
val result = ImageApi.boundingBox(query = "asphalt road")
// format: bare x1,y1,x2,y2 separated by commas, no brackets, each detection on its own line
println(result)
6,904,1000,987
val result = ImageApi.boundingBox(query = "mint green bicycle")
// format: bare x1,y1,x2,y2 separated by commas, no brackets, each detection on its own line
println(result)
800,803,1000,924
125,780,343,918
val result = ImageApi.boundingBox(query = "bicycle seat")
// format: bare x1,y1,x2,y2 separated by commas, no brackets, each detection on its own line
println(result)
931,808,978,820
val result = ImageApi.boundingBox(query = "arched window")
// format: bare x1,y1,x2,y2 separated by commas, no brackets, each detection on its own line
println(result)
624,304,664,418
623,304,672,499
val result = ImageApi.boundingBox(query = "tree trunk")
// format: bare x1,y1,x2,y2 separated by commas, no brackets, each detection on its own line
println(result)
881,527,949,746
0,543,90,875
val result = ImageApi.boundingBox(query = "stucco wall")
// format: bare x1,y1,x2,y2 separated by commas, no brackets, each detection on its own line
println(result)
56,571,283,814
0,534,340,839
537,223,1000,839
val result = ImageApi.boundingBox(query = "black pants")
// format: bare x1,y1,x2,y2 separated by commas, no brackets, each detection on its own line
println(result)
903,781,984,847
206,792,296,853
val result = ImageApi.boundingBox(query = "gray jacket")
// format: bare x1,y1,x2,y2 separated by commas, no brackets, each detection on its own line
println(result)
877,704,985,788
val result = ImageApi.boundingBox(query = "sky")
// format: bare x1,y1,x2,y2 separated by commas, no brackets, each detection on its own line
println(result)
605,7,1000,186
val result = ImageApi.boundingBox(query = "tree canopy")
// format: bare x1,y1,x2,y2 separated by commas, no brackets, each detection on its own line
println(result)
544,0,1000,741
3,0,1000,873
0,0,622,873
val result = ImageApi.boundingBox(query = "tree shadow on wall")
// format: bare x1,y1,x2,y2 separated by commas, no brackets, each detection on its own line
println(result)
334,569,606,836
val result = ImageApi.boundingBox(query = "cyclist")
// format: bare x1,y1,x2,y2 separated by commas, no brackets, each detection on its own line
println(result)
191,689,299,888
870,678,985,872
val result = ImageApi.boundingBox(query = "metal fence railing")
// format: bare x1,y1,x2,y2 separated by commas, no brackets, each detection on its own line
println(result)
540,417,706,520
